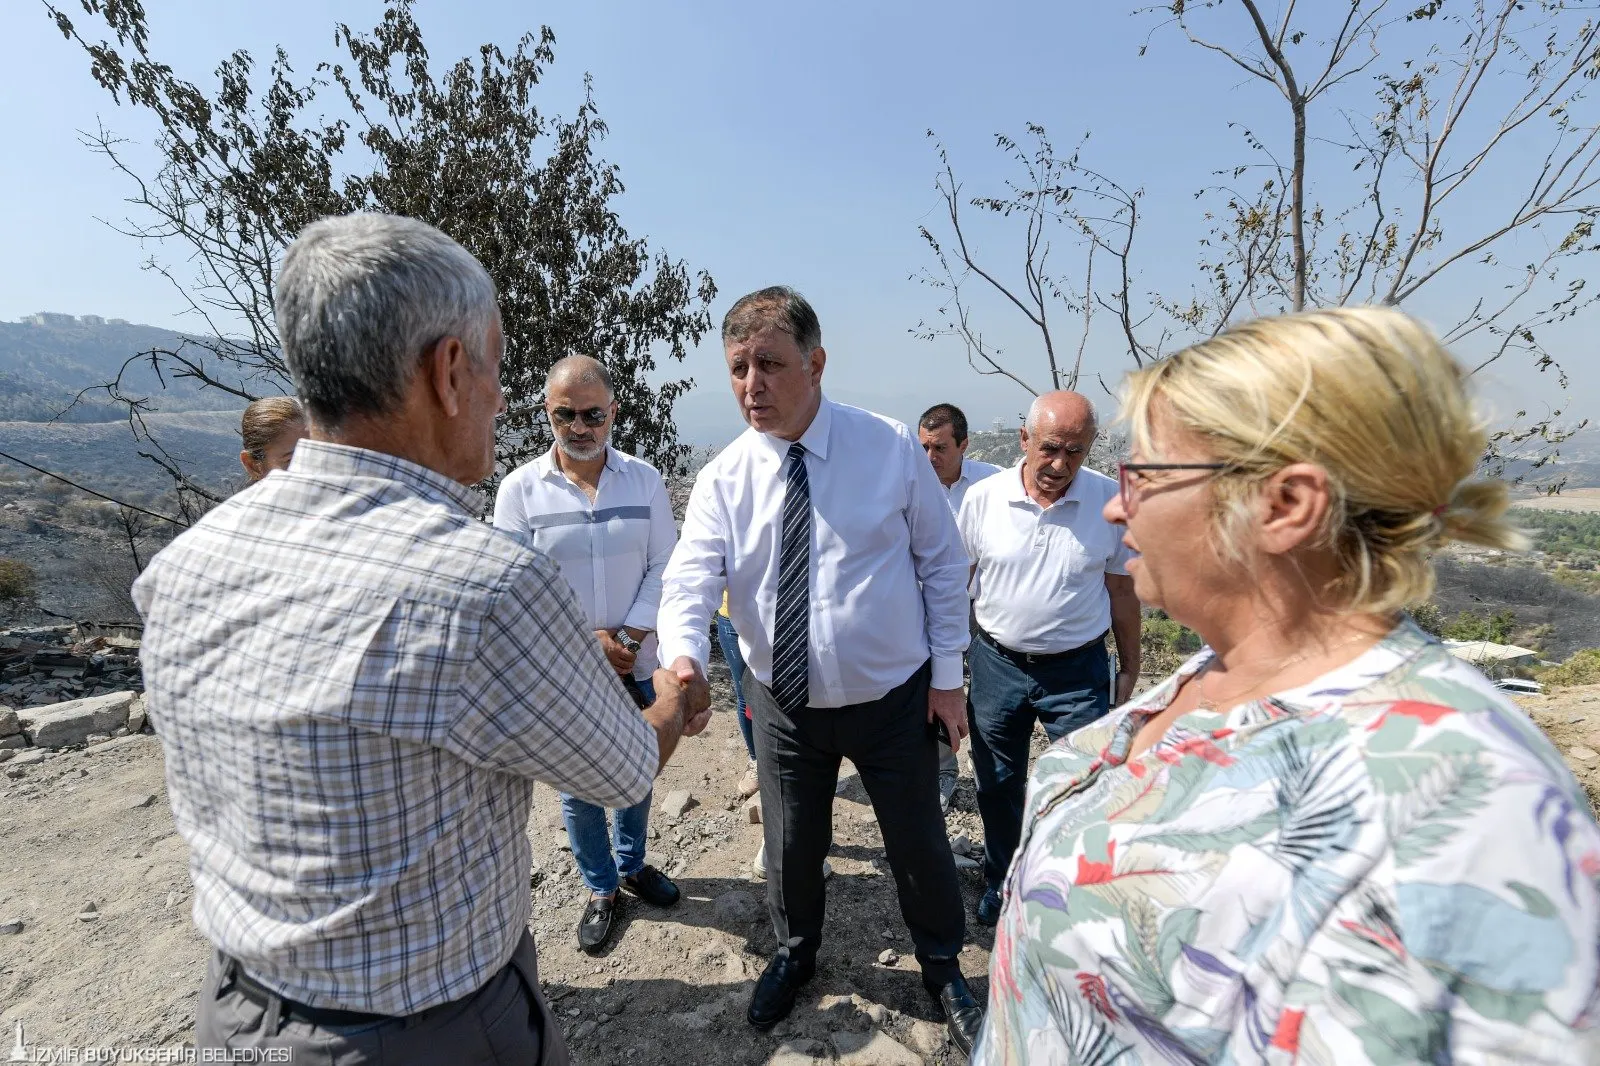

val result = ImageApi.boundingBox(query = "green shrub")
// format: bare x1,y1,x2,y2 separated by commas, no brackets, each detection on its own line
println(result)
0,558,37,601
1551,566,1600,596
1538,648,1600,689
1141,610,1204,675
1409,603,1445,636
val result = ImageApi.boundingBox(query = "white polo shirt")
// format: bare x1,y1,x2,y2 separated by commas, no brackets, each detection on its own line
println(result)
493,446,677,679
943,457,1003,516
958,465,1132,654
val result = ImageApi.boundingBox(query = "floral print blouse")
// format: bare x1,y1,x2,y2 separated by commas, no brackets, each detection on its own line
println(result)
975,620,1600,1065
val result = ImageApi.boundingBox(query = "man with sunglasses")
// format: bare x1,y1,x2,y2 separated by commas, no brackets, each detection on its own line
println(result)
494,355,684,954
956,390,1141,927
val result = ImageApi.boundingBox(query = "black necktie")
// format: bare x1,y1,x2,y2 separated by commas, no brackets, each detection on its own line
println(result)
771,442,811,714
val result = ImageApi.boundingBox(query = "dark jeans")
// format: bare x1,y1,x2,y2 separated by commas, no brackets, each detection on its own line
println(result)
716,613,756,760
197,930,569,1065
746,660,966,986
968,631,1111,889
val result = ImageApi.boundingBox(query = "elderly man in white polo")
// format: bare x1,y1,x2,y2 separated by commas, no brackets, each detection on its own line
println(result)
958,390,1141,927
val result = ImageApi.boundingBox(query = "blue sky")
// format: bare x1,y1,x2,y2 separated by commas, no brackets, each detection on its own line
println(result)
1,0,1593,445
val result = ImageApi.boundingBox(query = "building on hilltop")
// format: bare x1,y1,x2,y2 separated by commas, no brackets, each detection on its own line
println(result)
23,312,78,327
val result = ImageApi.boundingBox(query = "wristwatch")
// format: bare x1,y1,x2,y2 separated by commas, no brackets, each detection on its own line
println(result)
615,630,641,654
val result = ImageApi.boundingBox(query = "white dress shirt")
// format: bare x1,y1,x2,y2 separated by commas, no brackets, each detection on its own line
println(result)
494,446,677,679
658,396,970,706
959,465,1132,654
943,456,1002,516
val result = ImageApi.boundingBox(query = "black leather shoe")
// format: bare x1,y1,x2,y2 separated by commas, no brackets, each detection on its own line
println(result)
746,952,815,1030
622,865,680,907
926,976,984,1057
975,886,1002,926
577,894,616,954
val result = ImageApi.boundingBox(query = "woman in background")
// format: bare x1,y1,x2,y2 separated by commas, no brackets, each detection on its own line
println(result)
239,397,307,482
976,307,1600,1065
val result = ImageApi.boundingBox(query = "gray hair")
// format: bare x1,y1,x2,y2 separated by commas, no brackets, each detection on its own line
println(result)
722,286,822,353
275,213,499,428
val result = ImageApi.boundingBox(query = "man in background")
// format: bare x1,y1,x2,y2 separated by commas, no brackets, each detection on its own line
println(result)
494,354,683,956
134,214,708,1064
918,402,1002,812
958,390,1140,927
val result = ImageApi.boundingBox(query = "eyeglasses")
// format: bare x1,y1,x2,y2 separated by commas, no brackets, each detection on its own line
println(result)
1117,462,1229,517
550,406,610,427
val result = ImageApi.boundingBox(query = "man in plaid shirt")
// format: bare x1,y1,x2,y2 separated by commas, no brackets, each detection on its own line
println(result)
132,213,710,1065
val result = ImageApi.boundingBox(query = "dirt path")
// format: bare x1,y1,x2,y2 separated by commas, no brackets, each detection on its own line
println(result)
0,660,991,1064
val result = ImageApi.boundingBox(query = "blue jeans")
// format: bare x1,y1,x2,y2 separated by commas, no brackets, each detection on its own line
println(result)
716,613,756,760
967,632,1110,889
561,677,654,895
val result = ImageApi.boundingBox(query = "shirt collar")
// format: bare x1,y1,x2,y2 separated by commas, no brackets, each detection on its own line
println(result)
958,457,987,486
1005,463,1089,511
289,439,486,517
758,394,833,462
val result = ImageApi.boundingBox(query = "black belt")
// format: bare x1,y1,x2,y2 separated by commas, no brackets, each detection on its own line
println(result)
976,626,1107,666
223,958,395,1028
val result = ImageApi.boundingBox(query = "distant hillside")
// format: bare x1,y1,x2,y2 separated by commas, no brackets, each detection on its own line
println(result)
964,430,1021,468
0,312,255,423
969,424,1600,490
0,410,246,498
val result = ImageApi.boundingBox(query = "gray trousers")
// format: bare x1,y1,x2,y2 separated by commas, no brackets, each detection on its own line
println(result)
747,660,967,986
197,930,569,1065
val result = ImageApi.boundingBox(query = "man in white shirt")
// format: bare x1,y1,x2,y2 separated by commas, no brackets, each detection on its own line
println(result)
958,390,1142,927
658,287,984,1054
494,355,683,955
918,402,1002,813
919,403,1003,517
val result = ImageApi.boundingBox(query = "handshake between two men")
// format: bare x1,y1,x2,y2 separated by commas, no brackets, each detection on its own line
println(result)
639,643,715,769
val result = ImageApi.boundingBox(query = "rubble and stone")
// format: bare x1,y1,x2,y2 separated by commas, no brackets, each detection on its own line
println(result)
20,692,135,749
0,624,149,758
0,623,143,711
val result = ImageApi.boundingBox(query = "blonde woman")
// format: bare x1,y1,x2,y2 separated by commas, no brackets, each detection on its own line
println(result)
976,308,1600,1064
239,396,307,482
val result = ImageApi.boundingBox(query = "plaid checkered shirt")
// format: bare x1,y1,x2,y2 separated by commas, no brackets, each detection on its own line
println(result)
131,440,657,1015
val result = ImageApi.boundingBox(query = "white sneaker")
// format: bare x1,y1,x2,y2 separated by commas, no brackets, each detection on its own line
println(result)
752,842,832,881
737,759,760,799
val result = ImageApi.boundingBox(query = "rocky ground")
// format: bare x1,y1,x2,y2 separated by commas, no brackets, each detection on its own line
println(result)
6,663,1599,1064
1513,683,1600,816
0,653,994,1065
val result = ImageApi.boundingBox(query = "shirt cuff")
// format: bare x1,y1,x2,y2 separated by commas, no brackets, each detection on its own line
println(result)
931,654,964,692
657,632,711,676
622,604,658,633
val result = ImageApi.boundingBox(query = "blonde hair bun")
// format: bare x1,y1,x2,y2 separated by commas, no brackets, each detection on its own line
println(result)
1120,306,1526,614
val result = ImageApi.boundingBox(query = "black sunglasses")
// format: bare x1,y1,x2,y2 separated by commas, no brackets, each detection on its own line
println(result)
550,406,610,427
